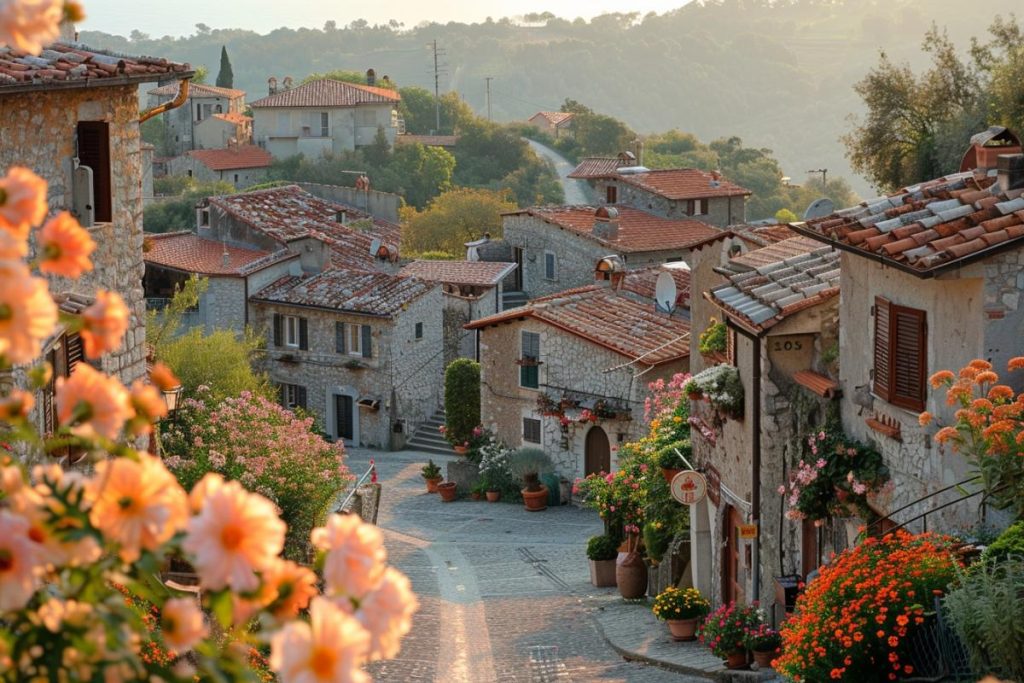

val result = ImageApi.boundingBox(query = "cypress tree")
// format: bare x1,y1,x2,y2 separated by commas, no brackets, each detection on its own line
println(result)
215,46,234,89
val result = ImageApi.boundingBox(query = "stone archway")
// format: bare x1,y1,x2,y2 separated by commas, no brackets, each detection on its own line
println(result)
584,426,610,476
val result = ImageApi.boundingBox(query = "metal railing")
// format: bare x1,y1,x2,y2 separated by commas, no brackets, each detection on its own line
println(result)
864,477,1004,537
338,459,377,514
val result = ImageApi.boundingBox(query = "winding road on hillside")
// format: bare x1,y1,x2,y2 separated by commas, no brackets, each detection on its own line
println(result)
525,139,595,206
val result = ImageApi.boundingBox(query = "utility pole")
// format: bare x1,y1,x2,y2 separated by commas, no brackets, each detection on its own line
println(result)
427,40,446,134
807,168,828,189
485,76,493,121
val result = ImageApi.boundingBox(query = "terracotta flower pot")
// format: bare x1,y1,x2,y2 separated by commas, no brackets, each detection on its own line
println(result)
522,485,549,511
424,476,442,493
752,649,776,669
616,552,648,599
589,559,617,587
667,618,700,641
687,391,703,401
486,490,500,502
437,482,458,502
661,467,683,484
453,444,468,455
725,650,749,670
471,491,482,501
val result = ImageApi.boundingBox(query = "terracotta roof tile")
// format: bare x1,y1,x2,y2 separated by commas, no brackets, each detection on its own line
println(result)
252,269,435,317
620,265,692,308
610,169,751,200
249,79,399,108
149,82,244,99
0,42,190,93
508,205,723,253
398,260,516,287
567,157,624,179
531,111,574,126
726,236,823,270
143,232,295,276
188,145,272,171
792,370,840,398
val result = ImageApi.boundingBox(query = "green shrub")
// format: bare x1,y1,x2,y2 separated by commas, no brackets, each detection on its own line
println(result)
643,520,672,562
586,534,618,561
698,319,727,354
421,460,441,479
981,520,1024,565
945,559,1024,681
656,439,691,469
444,359,480,446
509,447,553,488
158,327,273,404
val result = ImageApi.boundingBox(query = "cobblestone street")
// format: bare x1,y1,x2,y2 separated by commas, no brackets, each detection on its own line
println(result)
348,448,708,683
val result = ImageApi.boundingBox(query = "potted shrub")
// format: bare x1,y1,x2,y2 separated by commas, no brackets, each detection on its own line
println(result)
744,624,781,669
656,439,690,483
684,378,703,401
421,460,442,493
469,481,485,501
652,586,710,641
437,480,458,502
697,601,760,669
509,447,554,511
444,359,480,454
685,365,744,419
586,535,618,587
698,318,727,361
615,529,647,599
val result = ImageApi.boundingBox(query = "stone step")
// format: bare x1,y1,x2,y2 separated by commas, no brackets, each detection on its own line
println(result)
404,440,455,456
410,433,449,447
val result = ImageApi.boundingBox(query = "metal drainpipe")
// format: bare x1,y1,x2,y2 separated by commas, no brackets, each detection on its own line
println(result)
139,78,191,123
728,319,762,603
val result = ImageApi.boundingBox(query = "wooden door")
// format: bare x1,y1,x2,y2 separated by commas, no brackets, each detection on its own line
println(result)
585,426,610,476
723,505,744,604
334,394,354,441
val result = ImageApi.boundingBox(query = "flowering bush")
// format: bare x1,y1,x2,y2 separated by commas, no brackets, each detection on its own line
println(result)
779,424,888,523
477,436,519,497
162,387,351,560
574,453,648,537
697,601,763,658
744,623,782,652
684,364,744,417
774,531,960,682
698,318,727,355
923,358,1024,519
651,586,710,621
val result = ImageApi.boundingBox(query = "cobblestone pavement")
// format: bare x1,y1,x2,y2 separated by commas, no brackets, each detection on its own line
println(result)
348,448,709,683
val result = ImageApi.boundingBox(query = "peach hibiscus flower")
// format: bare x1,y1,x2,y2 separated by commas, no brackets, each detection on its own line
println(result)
0,229,27,259
126,380,168,435
149,361,180,392
0,510,41,611
0,166,48,236
312,513,387,600
233,557,318,624
37,211,95,278
183,476,285,592
270,597,370,683
86,453,189,562
0,388,34,421
351,566,419,660
56,364,133,440
0,259,57,365
0,0,63,54
161,597,208,651
80,290,129,359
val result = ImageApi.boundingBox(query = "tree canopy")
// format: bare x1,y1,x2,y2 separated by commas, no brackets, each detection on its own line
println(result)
215,45,234,88
401,188,517,254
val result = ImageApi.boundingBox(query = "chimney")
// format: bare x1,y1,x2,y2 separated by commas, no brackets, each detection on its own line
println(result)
283,76,293,90
997,154,1024,193
366,68,376,86
268,76,277,95
336,209,348,225
222,243,230,268
381,75,392,89
593,207,620,240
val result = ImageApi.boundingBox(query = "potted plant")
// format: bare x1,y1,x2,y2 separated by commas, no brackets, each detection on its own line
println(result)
485,486,501,502
697,601,760,669
421,460,442,493
615,528,647,599
744,624,781,669
685,365,744,419
656,439,690,483
586,534,618,587
509,447,554,512
444,359,481,453
470,481,485,501
652,586,710,641
437,480,458,502
698,318,727,361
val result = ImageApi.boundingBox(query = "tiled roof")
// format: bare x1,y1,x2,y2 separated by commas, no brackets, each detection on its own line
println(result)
252,269,434,317
211,112,251,125
398,260,516,287
508,205,723,253
0,43,190,93
568,157,624,179
143,232,295,276
394,134,459,148
249,79,400,108
791,170,1024,276
188,145,272,171
207,185,401,272
709,239,841,331
620,265,692,308
732,223,798,248
149,82,244,99
466,286,691,365
531,111,574,126
726,235,823,271
613,169,751,200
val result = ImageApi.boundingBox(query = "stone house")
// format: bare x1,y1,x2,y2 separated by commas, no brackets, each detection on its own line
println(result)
0,39,191,439
167,144,272,189
249,270,442,448
251,79,401,159
500,205,723,299
527,111,574,139
143,231,298,335
466,264,692,483
146,82,248,155
790,159,1024,538
397,260,517,366
685,236,841,616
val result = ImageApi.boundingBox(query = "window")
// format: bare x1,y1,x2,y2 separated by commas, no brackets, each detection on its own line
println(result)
215,104,223,114
872,296,927,411
233,174,239,184
320,112,329,137
199,208,210,226
196,104,202,121
523,417,542,444
687,198,709,216
606,185,617,204
279,383,307,410
520,331,540,389
415,322,423,340
544,251,557,280
285,316,300,348
273,313,308,350
76,122,111,223
187,169,193,178
40,331,92,461
336,322,373,358
202,103,212,120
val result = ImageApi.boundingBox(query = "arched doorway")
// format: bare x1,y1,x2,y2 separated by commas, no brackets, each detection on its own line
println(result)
584,426,610,476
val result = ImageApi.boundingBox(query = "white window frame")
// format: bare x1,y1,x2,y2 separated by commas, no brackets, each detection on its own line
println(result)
544,251,557,281
320,111,329,137
348,324,363,357
285,315,300,348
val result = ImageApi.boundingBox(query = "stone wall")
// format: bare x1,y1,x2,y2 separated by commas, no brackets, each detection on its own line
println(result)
596,179,746,227
442,291,497,367
166,155,268,189
297,182,401,224
0,85,149,386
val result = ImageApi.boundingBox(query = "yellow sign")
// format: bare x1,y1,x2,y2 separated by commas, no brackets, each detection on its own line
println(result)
670,470,707,505
738,523,758,539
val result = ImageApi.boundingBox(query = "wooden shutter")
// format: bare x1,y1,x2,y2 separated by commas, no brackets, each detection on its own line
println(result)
64,332,84,373
335,322,346,353
872,297,892,401
295,385,308,410
890,305,927,411
76,122,111,222
277,382,286,405
273,313,283,347
361,325,372,358
298,317,309,350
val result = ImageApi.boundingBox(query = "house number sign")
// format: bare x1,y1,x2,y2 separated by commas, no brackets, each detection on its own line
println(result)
670,470,707,505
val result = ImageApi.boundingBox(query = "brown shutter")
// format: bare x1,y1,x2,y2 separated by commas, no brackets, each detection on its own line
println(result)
872,296,892,401
76,122,111,222
64,332,84,373
890,305,927,411
298,317,309,350
273,313,283,347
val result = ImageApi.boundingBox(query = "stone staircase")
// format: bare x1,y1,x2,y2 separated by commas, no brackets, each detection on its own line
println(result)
405,409,452,455
502,290,529,311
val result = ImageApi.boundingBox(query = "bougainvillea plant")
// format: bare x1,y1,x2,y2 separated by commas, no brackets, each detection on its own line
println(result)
774,531,961,682
697,601,763,658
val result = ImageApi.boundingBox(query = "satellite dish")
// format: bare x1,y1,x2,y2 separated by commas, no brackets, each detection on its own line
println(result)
654,271,677,314
467,246,480,262
369,238,382,257
803,198,835,220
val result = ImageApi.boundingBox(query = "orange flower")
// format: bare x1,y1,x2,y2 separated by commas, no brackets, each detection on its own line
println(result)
988,385,1014,402
975,371,999,385
917,412,932,427
968,359,992,371
55,364,134,440
161,597,208,652
270,597,370,683
37,211,95,278
264,558,318,621
887,636,899,647
149,361,180,392
126,381,167,435
0,389,34,421
1008,357,1024,371
0,0,64,54
0,260,57,365
0,167,47,237
80,290,129,359
0,229,27,260
928,370,955,388
959,366,979,381
970,398,994,412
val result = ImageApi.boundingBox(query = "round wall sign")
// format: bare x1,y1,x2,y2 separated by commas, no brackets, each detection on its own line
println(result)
670,470,707,505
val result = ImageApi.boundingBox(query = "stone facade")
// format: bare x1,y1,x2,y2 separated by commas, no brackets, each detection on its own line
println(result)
442,290,499,367
253,103,397,159
166,154,268,189
595,179,746,227
147,88,245,156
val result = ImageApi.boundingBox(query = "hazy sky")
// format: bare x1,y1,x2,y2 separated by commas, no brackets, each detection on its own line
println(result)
81,1,689,38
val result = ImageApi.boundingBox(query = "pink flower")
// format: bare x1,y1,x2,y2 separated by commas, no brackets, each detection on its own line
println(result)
312,513,387,599
350,566,419,660
0,166,47,237
270,597,370,683
0,510,40,611
80,290,129,359
161,597,208,651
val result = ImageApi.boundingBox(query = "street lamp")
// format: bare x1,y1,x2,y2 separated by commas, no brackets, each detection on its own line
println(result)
161,384,183,423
